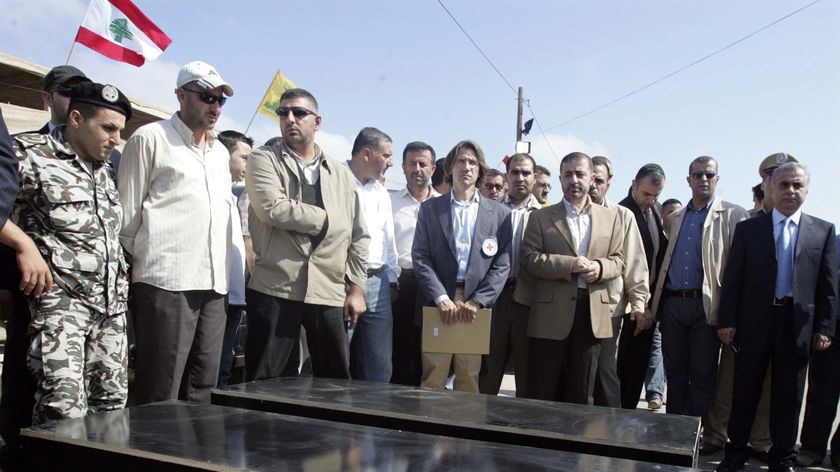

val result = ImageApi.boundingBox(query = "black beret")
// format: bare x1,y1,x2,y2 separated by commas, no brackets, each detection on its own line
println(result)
67,82,133,121
43,65,91,92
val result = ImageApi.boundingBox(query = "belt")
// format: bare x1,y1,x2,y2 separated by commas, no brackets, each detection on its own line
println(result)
455,281,465,288
773,296,793,307
665,288,702,300
367,266,386,277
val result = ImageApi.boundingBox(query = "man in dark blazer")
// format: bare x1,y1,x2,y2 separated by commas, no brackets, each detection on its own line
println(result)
412,139,511,393
617,164,669,409
717,162,837,472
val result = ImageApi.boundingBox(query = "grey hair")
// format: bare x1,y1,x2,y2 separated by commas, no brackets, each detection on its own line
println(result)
771,162,809,186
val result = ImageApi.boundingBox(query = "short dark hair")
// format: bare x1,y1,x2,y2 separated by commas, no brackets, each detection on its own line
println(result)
67,101,100,120
483,168,505,180
688,156,717,174
218,130,254,152
351,127,392,156
634,163,666,185
403,141,436,162
505,153,536,172
752,184,764,200
534,164,551,177
661,198,681,208
560,152,592,172
432,158,446,188
591,156,614,179
444,140,487,186
279,88,319,111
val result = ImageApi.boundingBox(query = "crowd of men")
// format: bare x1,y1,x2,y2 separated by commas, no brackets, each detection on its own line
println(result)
0,61,838,472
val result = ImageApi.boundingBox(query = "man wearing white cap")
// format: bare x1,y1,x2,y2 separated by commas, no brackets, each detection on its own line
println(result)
118,61,235,404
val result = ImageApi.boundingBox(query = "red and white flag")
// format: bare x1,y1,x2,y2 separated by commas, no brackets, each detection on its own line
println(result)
74,0,172,67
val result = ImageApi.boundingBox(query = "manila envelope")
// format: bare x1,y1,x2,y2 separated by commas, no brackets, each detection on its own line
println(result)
422,307,492,355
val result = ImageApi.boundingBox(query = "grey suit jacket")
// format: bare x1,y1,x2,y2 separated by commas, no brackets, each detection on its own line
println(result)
718,212,838,358
412,193,512,317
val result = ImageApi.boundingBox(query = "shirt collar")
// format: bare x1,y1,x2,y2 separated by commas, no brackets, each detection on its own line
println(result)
400,185,439,202
283,141,327,169
450,189,481,206
772,208,802,227
563,196,592,216
503,192,541,210
686,196,713,212
171,113,216,147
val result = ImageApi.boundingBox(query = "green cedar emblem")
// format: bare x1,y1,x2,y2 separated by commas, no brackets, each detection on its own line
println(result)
109,18,133,43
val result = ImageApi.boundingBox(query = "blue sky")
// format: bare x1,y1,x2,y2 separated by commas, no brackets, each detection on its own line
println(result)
3,0,839,224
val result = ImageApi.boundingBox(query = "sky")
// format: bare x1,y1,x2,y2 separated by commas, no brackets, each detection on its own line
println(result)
3,0,839,225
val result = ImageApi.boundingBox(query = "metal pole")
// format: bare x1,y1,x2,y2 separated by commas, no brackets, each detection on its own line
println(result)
516,86,524,143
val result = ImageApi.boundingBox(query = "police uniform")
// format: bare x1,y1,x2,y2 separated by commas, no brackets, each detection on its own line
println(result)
12,83,132,424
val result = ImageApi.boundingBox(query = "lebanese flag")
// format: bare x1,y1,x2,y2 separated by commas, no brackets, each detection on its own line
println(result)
74,0,172,67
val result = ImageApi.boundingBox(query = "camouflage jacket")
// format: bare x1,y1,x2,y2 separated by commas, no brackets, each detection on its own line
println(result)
13,128,129,315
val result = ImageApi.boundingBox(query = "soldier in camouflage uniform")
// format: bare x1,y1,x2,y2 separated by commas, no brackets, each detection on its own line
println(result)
11,82,132,424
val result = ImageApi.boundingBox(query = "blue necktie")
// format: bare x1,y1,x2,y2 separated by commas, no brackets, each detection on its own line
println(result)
774,219,793,299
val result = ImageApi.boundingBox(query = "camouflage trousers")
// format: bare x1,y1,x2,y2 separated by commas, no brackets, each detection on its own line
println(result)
27,290,128,425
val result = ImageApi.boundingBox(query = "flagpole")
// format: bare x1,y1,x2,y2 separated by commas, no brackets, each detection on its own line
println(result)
66,0,93,65
65,42,78,65
245,69,281,135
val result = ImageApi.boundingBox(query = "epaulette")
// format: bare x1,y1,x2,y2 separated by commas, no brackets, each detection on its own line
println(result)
13,133,74,160
13,132,49,150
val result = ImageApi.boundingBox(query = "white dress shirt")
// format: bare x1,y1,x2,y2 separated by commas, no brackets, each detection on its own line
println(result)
118,113,232,294
390,186,440,270
345,162,399,284
563,197,593,289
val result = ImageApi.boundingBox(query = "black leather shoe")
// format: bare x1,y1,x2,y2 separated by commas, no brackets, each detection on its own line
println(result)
700,440,725,456
767,464,795,472
715,458,744,472
751,448,771,465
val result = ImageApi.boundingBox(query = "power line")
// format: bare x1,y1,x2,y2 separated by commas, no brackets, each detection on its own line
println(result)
435,0,517,95
544,0,825,132
524,101,560,165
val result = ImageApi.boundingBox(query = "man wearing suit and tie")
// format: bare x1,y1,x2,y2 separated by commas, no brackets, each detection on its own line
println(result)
516,152,627,404
716,162,837,472
412,140,512,393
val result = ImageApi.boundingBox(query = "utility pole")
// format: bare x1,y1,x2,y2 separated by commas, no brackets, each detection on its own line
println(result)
516,86,524,142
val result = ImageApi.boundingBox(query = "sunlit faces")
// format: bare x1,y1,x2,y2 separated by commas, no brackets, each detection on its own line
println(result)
402,149,434,191
505,158,535,202
560,158,593,202
686,160,719,201
450,148,480,189
228,141,251,182
67,107,126,162
772,166,809,216
177,84,225,131
632,176,665,211
277,97,320,149
588,163,611,204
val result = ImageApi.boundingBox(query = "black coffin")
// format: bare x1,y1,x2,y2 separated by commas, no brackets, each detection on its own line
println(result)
20,401,700,472
212,377,700,467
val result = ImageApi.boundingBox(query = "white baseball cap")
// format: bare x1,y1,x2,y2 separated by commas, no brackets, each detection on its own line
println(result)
176,61,234,96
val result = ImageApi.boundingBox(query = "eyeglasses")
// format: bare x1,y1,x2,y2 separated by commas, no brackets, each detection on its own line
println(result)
276,106,317,119
183,88,227,106
483,183,504,191
690,172,717,180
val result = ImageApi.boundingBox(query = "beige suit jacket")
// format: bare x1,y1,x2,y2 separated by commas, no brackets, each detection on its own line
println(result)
650,195,748,325
605,200,649,316
514,200,626,340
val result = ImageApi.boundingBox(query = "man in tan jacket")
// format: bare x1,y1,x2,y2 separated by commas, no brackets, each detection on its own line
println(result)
244,88,369,381
516,152,627,404
651,156,748,420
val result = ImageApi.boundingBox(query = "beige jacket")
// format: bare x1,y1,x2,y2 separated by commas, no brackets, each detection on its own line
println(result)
515,200,626,340
245,143,369,307
651,196,748,325
605,200,649,316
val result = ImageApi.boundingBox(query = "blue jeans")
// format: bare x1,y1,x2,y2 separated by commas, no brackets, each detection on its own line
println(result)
217,304,245,387
349,272,393,383
645,322,666,398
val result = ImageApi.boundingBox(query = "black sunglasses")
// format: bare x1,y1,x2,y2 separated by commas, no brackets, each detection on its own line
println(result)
690,171,717,180
183,88,227,106
276,106,317,118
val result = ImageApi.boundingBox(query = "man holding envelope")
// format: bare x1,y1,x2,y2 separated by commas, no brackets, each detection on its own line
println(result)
412,140,512,393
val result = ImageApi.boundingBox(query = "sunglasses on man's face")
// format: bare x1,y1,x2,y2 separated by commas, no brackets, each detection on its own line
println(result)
690,171,717,180
183,88,227,106
276,106,317,119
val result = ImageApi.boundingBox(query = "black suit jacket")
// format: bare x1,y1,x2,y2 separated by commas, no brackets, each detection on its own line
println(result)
718,212,838,358
412,193,512,320
618,195,667,301
0,109,17,229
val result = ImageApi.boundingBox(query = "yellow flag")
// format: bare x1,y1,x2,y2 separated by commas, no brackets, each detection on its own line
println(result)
257,70,297,120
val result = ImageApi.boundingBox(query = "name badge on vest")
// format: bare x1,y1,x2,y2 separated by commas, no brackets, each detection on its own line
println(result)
482,237,498,257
